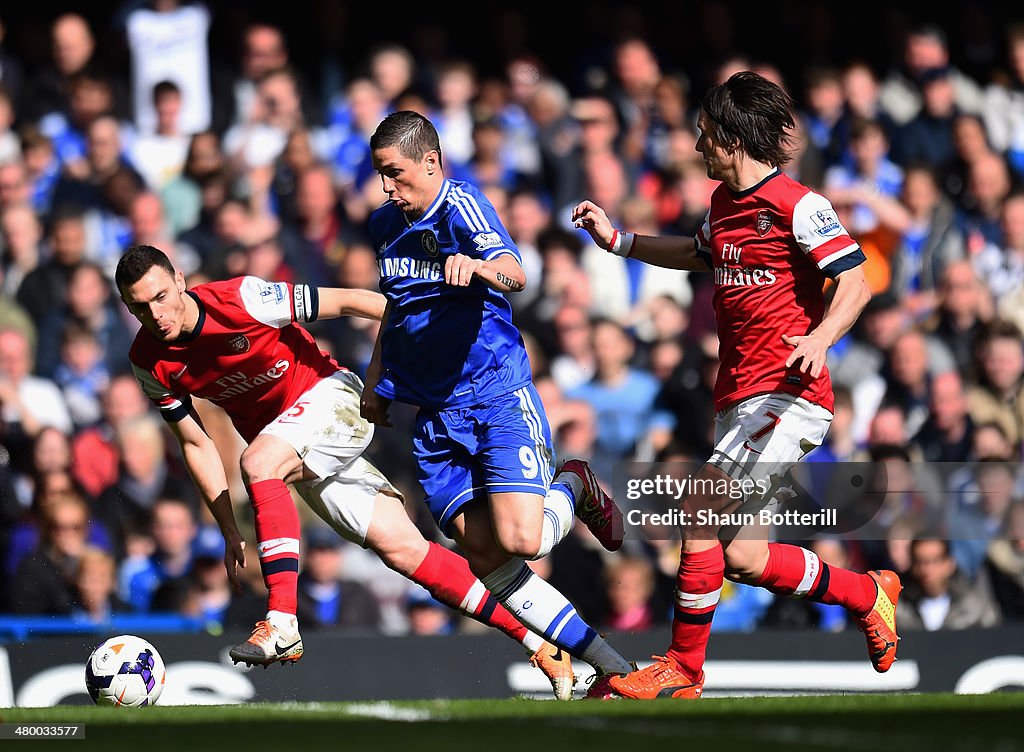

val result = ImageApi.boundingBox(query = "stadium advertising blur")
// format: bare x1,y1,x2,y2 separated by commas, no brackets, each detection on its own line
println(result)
3,628,1023,706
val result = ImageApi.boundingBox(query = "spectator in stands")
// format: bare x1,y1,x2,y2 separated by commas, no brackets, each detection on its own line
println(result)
799,65,846,169
951,459,1021,578
126,189,199,276
957,151,1015,251
8,494,90,614
972,422,1017,463
366,42,416,110
297,525,382,630
966,319,1024,449
0,326,72,473
96,413,197,539
912,370,975,462
884,164,965,319
547,304,594,393
214,22,289,134
972,192,1024,308
123,0,212,137
652,331,718,458
278,162,354,287
406,585,455,636
161,129,224,237
892,65,959,168
431,60,477,171
567,318,671,473
897,538,1001,630
0,203,43,299
71,545,127,624
582,192,690,330
603,555,658,632
824,117,903,236
985,499,1024,620
0,159,31,215
503,188,550,313
878,23,983,127
51,323,108,429
18,125,60,218
130,80,190,192
223,65,321,174
151,525,264,632
16,203,88,325
924,260,991,379
0,86,17,165
21,13,108,123
526,77,583,215
943,114,1000,211
120,496,197,612
982,23,1024,180
71,372,149,499
882,328,946,438
36,260,134,380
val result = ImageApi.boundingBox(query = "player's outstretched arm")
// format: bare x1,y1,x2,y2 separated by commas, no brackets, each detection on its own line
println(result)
444,251,526,293
167,411,247,593
571,199,710,271
360,300,393,427
315,287,388,321
783,264,871,378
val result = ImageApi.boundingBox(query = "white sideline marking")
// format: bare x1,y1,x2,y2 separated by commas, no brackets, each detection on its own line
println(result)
342,702,435,722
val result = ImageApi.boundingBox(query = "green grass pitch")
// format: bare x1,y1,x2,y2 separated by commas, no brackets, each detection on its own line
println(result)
3,693,1023,752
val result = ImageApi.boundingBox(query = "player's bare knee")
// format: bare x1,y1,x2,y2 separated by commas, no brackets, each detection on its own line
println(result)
723,541,769,583
494,526,542,560
239,446,274,484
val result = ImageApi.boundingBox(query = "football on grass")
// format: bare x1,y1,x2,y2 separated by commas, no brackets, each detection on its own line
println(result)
85,634,166,707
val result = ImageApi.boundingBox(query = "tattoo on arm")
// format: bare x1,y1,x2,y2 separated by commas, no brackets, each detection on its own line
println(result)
495,271,524,291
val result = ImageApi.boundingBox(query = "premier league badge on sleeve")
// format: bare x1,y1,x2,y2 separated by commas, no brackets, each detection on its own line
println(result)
421,230,439,257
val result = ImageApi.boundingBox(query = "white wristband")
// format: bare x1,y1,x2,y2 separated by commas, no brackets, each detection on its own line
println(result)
609,229,635,257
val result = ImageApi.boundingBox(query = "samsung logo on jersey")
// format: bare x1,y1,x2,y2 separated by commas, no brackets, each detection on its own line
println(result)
378,258,443,281
810,209,842,237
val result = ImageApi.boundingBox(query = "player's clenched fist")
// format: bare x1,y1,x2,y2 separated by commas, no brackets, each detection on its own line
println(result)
360,389,393,427
444,253,484,286
571,200,614,249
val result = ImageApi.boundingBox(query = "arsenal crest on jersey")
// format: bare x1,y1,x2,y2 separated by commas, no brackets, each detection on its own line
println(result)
227,334,250,353
421,230,439,257
755,210,774,237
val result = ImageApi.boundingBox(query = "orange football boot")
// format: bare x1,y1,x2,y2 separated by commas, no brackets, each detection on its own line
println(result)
607,656,704,700
857,569,902,673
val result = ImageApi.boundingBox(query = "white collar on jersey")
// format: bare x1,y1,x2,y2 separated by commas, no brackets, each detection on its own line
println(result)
403,179,452,228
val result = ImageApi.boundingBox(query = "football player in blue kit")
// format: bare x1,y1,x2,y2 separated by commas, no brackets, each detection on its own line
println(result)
361,110,634,695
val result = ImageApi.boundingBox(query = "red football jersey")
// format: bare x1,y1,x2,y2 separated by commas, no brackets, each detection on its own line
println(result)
130,276,337,442
694,170,863,414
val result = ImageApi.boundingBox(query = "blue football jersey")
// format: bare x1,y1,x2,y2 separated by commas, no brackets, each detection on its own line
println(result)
369,178,533,408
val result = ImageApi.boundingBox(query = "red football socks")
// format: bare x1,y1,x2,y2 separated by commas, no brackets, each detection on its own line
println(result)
754,542,876,615
411,542,530,644
666,544,725,679
251,479,300,615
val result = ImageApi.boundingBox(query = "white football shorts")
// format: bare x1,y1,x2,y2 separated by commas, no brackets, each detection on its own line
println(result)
709,392,832,490
259,369,400,546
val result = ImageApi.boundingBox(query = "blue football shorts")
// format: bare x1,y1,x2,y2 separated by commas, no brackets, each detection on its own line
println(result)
413,383,556,535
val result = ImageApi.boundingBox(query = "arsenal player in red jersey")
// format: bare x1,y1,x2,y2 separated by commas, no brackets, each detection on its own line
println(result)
572,71,902,699
115,245,575,698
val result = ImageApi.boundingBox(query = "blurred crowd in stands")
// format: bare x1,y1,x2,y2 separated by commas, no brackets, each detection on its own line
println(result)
0,1,1023,640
